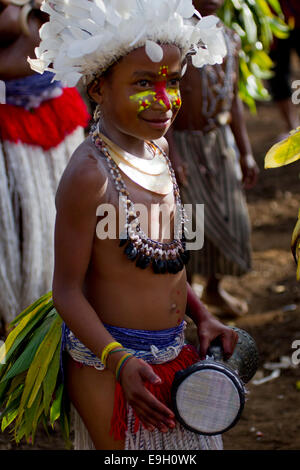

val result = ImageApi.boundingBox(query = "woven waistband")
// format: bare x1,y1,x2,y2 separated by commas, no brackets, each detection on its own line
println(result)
62,321,186,370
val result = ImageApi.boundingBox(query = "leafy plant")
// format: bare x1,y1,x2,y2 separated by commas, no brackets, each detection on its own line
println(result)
218,0,290,112
0,293,71,447
265,127,300,278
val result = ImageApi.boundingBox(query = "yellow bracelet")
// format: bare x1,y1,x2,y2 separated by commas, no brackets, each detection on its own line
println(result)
101,341,123,367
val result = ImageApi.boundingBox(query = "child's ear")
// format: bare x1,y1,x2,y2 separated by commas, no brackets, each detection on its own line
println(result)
87,78,103,104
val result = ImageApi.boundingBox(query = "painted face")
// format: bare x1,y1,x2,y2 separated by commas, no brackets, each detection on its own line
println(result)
93,44,183,141
129,64,182,115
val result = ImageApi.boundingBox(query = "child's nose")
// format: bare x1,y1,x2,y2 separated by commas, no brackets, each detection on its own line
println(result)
154,82,171,111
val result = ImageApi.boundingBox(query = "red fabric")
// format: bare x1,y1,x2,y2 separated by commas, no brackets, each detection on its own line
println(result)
0,87,90,150
110,345,200,441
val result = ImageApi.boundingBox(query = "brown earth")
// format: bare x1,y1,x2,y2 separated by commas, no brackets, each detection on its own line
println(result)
1,71,300,452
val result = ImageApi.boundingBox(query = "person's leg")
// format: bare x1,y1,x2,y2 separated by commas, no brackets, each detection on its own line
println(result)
201,274,248,317
276,99,299,131
269,36,298,132
66,356,125,450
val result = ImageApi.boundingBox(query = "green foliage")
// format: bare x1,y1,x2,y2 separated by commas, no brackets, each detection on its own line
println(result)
218,0,290,112
265,128,300,279
264,127,300,168
0,296,71,447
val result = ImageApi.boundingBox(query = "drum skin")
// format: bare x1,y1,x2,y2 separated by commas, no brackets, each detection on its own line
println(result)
171,360,245,435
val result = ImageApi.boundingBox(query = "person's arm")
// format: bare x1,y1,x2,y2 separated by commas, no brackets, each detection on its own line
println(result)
165,127,188,187
52,149,175,432
186,282,238,359
230,95,259,189
229,36,259,190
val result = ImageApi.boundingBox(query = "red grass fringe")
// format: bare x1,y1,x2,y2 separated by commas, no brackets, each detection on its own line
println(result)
0,88,90,150
110,345,200,441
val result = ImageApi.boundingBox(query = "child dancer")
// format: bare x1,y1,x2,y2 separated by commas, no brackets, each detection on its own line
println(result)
2,0,238,450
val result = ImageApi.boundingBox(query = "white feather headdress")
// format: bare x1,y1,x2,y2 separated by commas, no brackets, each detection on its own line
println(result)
28,0,227,87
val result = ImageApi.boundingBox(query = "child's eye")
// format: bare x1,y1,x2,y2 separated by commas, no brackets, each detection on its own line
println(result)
168,78,180,87
136,79,151,87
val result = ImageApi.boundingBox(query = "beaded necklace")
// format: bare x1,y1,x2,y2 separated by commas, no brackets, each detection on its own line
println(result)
91,128,189,274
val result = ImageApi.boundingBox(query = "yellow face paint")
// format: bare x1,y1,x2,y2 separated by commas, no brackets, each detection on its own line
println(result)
130,66,181,115
166,88,182,109
129,90,156,113
158,65,169,79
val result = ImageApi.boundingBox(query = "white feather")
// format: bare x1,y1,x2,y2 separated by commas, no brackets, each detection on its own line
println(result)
177,0,195,18
145,40,163,63
198,15,219,29
27,58,48,74
31,0,227,87
181,62,187,77
67,35,102,59
89,4,106,27
61,71,83,87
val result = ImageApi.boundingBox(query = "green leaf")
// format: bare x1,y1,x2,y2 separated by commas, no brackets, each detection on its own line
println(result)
1,384,24,431
0,371,11,404
230,0,242,9
241,3,257,44
1,302,56,367
14,314,62,430
2,372,27,405
266,0,284,16
9,292,52,328
41,413,51,438
50,383,64,426
2,313,55,383
269,17,290,39
27,316,62,408
255,0,273,17
265,127,300,168
1,403,19,432
252,50,274,69
42,341,61,415
15,420,27,443
231,21,246,37
218,0,289,109
24,388,42,443
60,391,72,448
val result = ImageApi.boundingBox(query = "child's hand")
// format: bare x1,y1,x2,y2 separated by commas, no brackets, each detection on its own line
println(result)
119,356,176,432
196,315,238,360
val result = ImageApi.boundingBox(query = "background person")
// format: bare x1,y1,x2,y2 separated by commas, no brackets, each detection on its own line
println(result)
0,1,89,335
167,0,259,318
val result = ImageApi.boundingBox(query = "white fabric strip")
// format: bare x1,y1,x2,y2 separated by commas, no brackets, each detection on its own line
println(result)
0,127,83,323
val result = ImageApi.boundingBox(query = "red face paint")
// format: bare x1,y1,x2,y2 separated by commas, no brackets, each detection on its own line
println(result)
154,81,171,110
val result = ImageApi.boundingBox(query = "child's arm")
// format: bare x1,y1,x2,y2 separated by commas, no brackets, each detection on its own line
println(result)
186,282,238,359
52,148,175,432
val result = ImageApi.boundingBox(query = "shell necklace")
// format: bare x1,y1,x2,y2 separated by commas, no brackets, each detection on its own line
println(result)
91,128,190,274
97,131,173,195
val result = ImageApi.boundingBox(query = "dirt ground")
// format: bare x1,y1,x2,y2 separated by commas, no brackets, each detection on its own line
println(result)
1,73,300,452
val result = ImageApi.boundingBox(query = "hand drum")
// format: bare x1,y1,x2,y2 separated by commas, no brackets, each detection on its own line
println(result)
171,327,259,435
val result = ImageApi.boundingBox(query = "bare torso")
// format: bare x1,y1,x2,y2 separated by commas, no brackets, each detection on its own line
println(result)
60,136,187,331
